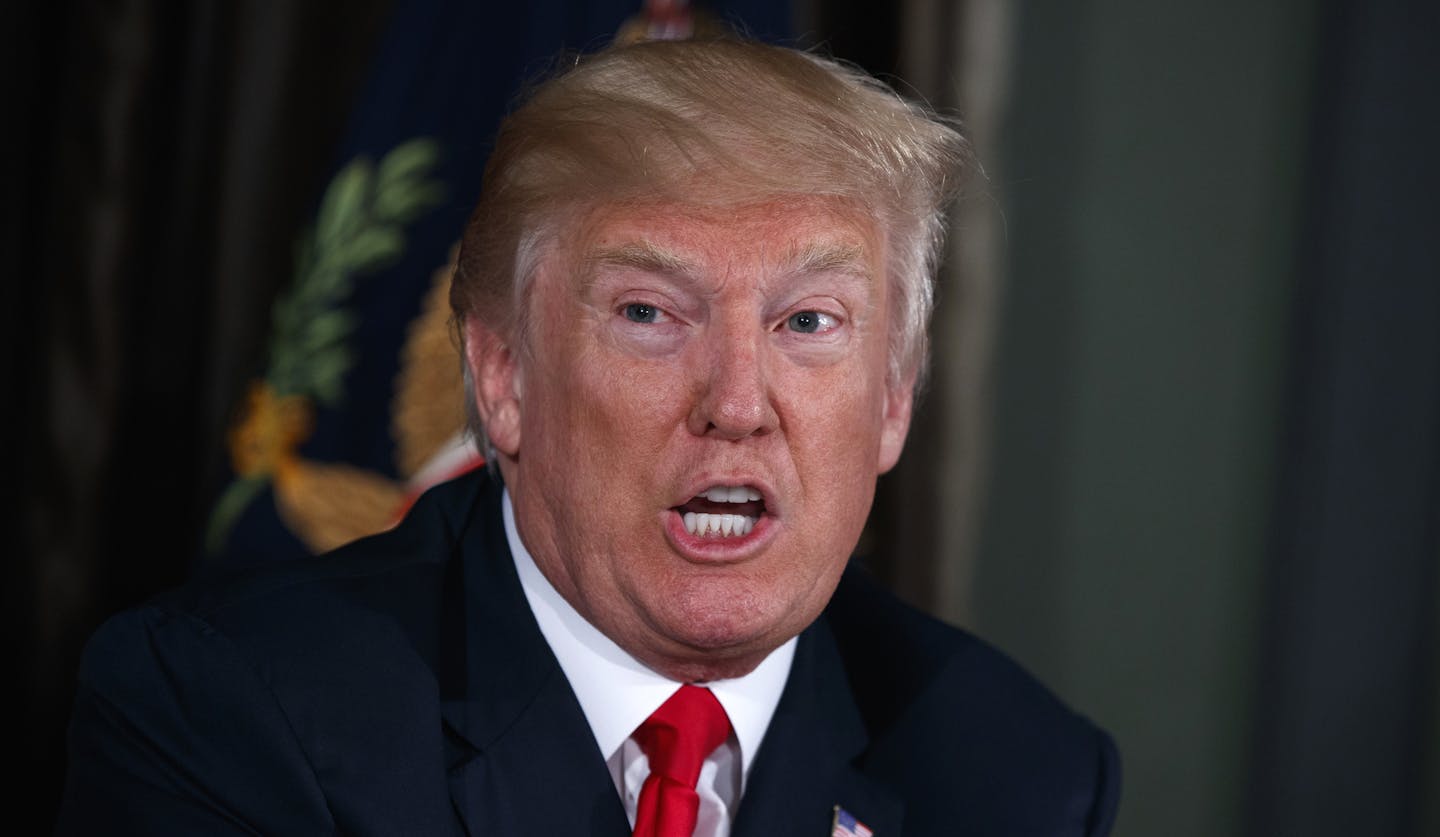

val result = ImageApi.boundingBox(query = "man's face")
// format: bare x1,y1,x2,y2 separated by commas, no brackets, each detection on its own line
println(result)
470,196,913,681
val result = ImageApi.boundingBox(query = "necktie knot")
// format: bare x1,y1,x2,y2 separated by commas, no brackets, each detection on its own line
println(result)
631,684,732,837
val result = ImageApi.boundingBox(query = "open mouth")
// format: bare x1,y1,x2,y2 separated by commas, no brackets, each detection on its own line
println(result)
673,485,767,538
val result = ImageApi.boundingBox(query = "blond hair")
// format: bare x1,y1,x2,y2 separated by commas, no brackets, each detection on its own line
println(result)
454,36,972,397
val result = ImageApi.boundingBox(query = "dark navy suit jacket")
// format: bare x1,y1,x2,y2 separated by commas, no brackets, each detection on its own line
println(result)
57,471,1120,835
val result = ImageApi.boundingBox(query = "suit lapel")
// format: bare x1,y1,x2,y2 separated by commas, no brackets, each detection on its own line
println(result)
437,476,630,837
732,615,904,837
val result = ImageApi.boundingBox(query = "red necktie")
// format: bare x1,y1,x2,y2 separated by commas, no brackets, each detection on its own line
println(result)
631,684,734,837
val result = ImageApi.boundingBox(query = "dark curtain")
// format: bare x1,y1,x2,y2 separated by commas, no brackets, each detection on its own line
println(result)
1246,0,1440,834
7,0,393,823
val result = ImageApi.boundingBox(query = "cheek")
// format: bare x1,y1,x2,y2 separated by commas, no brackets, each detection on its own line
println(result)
785,374,887,500
526,337,691,473
789,348,889,432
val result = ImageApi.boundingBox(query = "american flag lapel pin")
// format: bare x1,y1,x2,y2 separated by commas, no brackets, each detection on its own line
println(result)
831,805,875,837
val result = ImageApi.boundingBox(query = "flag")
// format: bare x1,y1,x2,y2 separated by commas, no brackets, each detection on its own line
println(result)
203,0,793,570
832,805,875,837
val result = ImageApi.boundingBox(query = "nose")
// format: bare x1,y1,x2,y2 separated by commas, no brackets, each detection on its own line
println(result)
687,322,779,440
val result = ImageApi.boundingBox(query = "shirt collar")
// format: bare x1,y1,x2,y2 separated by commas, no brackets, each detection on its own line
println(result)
504,489,795,785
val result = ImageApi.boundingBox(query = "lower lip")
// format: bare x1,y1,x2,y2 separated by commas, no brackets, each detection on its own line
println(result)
663,509,778,561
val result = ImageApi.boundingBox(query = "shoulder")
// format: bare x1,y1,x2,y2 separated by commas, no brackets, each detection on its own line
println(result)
58,472,495,834
73,469,496,732
72,470,490,727
826,564,1089,741
113,470,490,669
826,564,1121,836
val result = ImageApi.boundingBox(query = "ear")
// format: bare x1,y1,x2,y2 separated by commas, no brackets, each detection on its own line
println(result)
463,316,523,457
876,374,916,475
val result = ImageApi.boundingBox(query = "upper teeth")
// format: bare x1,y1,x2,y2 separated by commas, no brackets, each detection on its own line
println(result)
700,486,762,503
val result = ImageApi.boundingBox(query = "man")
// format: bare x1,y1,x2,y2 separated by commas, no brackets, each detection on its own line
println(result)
57,38,1120,836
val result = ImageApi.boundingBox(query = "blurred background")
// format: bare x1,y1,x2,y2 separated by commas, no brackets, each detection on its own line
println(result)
8,0,1437,834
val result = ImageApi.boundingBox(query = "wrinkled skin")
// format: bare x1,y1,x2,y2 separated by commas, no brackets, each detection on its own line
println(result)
467,197,914,682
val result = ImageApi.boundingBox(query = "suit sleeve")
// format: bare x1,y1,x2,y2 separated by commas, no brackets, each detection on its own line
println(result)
54,606,334,835
1084,727,1123,837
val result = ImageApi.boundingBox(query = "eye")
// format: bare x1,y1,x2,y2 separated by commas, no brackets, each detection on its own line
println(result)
623,302,663,323
786,310,837,334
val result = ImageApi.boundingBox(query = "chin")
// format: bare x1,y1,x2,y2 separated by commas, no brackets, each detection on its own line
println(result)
646,638,777,683
647,589,809,678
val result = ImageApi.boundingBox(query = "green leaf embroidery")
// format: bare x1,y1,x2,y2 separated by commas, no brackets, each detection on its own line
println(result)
206,138,445,555
269,137,444,406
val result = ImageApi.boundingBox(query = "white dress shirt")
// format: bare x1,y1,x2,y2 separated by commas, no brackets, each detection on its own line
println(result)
504,491,796,836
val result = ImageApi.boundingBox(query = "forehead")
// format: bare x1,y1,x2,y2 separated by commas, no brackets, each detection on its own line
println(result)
562,196,885,280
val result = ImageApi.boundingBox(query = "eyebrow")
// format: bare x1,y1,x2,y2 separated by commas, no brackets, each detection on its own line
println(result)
783,241,871,281
585,241,697,278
